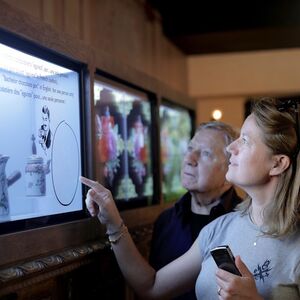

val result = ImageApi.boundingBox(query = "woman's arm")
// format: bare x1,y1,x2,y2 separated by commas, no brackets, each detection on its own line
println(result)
112,224,200,299
81,176,201,299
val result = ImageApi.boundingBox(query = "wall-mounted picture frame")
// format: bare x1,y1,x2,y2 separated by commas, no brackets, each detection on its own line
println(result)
94,71,160,210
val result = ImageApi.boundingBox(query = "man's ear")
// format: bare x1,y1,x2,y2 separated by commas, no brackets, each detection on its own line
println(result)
269,155,290,176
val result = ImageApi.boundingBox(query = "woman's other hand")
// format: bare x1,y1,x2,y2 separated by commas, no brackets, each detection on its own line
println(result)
216,256,263,299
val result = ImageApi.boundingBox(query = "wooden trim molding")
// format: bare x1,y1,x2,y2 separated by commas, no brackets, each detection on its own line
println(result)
0,239,109,296
0,223,154,296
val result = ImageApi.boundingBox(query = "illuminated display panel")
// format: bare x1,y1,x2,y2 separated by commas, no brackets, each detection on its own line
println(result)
0,29,88,233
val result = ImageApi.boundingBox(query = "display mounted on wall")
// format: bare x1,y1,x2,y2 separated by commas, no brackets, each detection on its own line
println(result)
160,100,195,203
94,72,159,209
0,28,89,234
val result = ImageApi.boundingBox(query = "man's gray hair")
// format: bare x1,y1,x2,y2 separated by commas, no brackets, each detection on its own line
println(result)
196,121,238,157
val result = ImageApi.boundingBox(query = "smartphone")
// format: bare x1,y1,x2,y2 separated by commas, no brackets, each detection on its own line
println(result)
210,245,242,276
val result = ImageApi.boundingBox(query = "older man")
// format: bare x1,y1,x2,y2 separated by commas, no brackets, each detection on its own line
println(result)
149,121,242,300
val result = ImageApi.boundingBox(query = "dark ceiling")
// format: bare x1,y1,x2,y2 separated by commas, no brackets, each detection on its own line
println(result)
147,0,300,54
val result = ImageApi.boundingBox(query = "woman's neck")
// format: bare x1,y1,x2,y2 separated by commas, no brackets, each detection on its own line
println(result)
249,202,265,226
245,178,279,226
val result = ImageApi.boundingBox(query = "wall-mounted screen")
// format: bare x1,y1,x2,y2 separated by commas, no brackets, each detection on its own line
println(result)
0,29,87,233
94,74,157,209
160,101,194,202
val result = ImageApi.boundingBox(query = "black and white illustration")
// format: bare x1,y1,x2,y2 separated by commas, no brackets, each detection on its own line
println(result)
39,105,52,154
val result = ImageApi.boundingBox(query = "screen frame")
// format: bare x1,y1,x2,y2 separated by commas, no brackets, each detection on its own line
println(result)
94,69,161,210
0,28,90,235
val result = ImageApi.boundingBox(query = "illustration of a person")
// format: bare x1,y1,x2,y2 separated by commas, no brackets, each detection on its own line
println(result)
133,115,147,162
39,105,52,154
98,106,118,163
132,114,147,184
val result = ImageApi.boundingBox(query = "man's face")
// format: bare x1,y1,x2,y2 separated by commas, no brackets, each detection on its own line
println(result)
42,112,49,131
181,128,229,193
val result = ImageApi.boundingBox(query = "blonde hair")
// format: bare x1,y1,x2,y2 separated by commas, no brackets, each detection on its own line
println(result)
237,97,300,237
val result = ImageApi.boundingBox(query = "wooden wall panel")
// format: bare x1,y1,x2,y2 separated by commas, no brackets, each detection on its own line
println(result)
81,0,95,45
41,0,64,30
7,0,42,18
3,0,189,98
64,0,82,38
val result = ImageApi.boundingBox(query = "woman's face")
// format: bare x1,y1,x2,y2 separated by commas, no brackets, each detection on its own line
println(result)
226,114,274,189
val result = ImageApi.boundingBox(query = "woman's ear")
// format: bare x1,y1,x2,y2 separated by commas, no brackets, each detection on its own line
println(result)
269,155,291,176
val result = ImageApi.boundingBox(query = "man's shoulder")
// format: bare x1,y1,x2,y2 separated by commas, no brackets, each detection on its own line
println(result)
154,194,190,225
155,205,177,225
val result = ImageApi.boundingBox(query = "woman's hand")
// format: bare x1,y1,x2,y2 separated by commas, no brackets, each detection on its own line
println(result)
80,176,123,233
216,256,263,300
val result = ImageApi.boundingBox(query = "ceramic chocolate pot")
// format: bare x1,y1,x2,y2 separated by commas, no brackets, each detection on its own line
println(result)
0,155,21,216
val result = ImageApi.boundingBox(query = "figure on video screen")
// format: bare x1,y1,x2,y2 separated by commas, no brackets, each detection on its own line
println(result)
133,115,147,162
131,114,147,184
96,106,119,185
39,105,52,154
97,106,118,163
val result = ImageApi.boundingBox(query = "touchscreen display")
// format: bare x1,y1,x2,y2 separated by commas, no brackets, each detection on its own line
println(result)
0,41,83,224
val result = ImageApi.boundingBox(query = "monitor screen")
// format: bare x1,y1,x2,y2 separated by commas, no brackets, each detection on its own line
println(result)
94,76,156,209
160,102,194,202
0,30,87,233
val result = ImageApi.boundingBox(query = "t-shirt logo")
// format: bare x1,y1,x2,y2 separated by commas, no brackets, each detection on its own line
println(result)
253,259,272,282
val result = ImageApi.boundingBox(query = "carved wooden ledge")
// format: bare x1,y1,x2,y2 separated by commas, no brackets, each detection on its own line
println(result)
0,224,154,296
0,239,110,296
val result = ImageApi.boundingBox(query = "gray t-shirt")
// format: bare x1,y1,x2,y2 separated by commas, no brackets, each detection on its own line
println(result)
195,211,300,300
